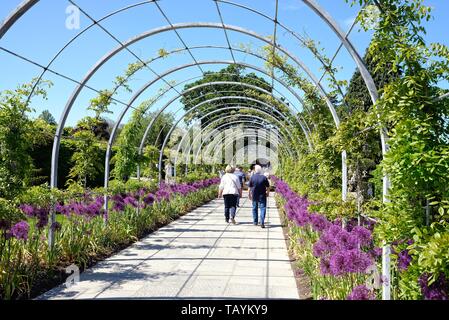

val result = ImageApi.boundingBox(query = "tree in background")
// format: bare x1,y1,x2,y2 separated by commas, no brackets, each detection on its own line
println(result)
180,65,274,127
38,109,56,125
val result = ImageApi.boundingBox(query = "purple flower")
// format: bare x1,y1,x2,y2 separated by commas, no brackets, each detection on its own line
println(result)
351,226,372,247
143,193,155,206
397,249,412,271
347,285,376,300
50,221,62,232
19,204,34,216
419,273,449,300
124,196,139,208
10,221,29,241
329,251,347,276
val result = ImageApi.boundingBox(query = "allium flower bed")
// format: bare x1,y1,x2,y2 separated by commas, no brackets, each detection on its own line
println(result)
0,177,219,299
272,176,380,300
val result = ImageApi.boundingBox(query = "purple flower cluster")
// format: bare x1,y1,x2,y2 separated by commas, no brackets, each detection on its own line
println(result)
347,285,376,300
397,249,412,271
419,273,449,300
19,204,49,229
272,176,374,277
10,221,30,241
109,177,220,212
54,196,104,219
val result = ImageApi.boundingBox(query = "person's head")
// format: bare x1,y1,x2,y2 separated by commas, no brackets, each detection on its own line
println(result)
254,165,262,174
225,165,235,173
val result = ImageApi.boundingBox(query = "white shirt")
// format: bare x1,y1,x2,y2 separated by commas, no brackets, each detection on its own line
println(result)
219,173,241,195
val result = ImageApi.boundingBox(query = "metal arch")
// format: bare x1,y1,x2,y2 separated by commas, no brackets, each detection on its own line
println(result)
0,0,39,39
178,123,291,177
138,80,312,159
173,109,298,171
208,131,283,165
206,130,282,166
156,100,301,182
106,59,315,171
190,121,292,165
140,93,301,178
188,117,291,167
106,90,302,195
173,108,297,169
158,103,299,173
216,0,347,103
3,4,342,126
47,22,345,187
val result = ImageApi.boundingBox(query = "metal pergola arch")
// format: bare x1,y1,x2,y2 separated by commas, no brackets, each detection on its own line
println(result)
137,80,309,153
0,0,396,299
170,109,298,174
172,112,297,175
177,121,292,172
188,118,289,168
155,99,303,181
205,129,282,168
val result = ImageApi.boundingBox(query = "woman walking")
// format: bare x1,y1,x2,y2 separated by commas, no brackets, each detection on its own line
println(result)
218,165,242,224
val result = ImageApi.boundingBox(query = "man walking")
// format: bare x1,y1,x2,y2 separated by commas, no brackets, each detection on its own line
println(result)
248,165,270,228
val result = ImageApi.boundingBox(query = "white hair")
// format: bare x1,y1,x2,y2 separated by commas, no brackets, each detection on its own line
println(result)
254,165,262,174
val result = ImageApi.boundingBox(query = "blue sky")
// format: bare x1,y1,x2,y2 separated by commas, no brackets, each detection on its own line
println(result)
0,0,448,128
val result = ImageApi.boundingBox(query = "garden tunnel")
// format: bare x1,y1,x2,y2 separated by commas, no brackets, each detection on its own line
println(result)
2,0,448,301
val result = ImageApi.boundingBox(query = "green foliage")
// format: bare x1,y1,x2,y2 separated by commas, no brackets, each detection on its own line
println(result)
67,129,102,188
112,98,174,181
0,79,52,199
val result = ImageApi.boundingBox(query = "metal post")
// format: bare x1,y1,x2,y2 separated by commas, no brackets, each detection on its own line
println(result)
382,244,391,300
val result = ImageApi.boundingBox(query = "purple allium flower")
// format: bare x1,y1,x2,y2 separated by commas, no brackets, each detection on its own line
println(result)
50,221,62,232
310,213,331,233
397,249,412,271
329,251,347,276
351,226,372,247
347,285,376,300
124,196,139,208
19,204,34,216
320,258,331,275
419,273,449,300
143,193,155,206
369,247,382,259
10,221,29,241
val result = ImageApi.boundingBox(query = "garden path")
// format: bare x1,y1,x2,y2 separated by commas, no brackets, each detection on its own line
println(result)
38,192,299,299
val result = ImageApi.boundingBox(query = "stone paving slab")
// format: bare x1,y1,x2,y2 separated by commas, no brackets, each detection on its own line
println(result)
37,192,299,300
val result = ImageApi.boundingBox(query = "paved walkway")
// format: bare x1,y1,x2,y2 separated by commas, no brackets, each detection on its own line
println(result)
38,192,299,300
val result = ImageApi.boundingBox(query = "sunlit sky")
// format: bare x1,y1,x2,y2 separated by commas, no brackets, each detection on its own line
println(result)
0,0,448,127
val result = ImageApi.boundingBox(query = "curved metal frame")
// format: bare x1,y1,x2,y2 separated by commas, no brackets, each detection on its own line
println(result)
173,111,296,173
183,121,292,167
205,130,282,167
172,109,296,171
191,120,288,166
137,79,310,151
156,99,302,181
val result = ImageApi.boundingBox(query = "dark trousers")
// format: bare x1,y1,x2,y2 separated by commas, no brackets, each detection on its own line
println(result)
252,194,267,225
223,194,238,220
